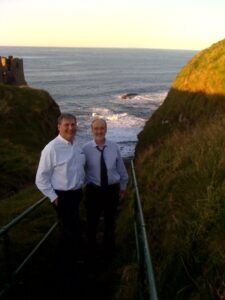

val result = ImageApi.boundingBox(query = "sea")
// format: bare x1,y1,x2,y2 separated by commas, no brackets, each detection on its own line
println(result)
1,47,197,158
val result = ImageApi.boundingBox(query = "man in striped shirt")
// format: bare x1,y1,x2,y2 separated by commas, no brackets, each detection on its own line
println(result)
83,117,128,263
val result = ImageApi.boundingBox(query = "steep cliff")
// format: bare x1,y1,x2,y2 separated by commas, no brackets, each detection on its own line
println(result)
0,84,60,199
136,39,225,154
127,39,225,299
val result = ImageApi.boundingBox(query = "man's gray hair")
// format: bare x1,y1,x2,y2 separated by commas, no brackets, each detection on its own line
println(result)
57,113,77,124
91,117,107,128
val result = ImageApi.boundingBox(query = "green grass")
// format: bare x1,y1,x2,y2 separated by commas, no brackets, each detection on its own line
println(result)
0,186,43,226
0,84,61,294
0,84,60,199
0,185,58,292
3,39,225,300
173,39,225,94
0,184,138,300
135,118,225,299
130,38,225,299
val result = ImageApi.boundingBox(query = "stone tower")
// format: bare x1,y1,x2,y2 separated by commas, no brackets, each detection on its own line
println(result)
0,56,27,85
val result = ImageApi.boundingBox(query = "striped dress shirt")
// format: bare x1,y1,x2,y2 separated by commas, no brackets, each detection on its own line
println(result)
82,139,128,191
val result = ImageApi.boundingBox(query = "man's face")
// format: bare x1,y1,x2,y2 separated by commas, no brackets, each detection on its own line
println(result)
58,118,77,142
91,119,107,143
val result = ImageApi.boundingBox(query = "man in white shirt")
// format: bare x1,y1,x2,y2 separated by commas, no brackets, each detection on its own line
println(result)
35,113,85,273
82,117,128,263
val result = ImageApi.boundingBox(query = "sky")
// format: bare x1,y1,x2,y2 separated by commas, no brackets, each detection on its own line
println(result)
1,0,225,50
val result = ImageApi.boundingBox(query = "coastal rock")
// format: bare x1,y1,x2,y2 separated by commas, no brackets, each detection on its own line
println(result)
121,93,139,99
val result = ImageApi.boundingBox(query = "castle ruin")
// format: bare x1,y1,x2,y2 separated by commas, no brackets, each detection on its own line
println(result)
0,56,27,85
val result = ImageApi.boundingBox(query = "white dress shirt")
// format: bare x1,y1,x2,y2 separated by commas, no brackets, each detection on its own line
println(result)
82,139,128,191
35,134,85,202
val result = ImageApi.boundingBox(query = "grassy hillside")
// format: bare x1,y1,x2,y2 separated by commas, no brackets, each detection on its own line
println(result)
116,39,225,299
136,39,225,153
0,84,60,199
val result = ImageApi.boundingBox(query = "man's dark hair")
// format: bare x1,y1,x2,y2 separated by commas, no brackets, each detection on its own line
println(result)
57,113,76,124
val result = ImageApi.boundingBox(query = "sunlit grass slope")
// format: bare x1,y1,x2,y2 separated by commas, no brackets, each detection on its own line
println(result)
117,38,225,299
0,84,60,199
136,39,225,153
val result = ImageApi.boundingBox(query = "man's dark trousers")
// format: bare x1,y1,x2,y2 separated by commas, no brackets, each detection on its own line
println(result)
54,189,83,267
85,183,119,260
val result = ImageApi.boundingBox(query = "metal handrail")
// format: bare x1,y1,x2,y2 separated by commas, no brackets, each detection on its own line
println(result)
131,160,158,300
0,196,47,237
0,221,58,299
0,196,58,299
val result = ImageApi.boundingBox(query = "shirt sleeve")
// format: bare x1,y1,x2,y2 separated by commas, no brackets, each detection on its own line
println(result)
116,146,129,191
35,146,58,202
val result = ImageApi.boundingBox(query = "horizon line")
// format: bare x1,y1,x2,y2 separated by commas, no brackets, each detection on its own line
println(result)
0,44,199,52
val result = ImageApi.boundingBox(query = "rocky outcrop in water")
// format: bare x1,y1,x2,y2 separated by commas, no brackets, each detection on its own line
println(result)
121,93,139,99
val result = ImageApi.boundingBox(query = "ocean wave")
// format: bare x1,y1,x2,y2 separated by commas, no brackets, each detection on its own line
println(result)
9,47,194,157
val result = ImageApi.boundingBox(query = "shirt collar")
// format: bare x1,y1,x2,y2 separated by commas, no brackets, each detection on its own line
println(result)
58,134,75,145
92,139,108,148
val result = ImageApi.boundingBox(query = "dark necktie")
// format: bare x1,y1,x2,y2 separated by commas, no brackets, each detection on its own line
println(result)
96,146,108,187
